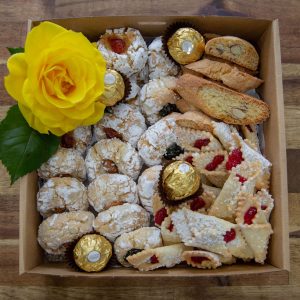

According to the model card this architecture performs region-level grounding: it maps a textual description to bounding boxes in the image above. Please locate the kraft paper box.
[19,16,289,284]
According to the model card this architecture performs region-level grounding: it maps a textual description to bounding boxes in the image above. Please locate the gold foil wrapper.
[162,161,201,201]
[99,69,125,106]
[73,234,112,272]
[167,28,205,65]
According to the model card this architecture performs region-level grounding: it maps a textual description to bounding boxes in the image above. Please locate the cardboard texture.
[19,16,289,282]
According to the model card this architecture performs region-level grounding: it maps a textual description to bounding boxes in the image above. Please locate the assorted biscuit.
[36,24,274,272]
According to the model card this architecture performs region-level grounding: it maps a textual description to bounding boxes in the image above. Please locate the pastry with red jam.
[98,28,148,77]
[160,216,182,245]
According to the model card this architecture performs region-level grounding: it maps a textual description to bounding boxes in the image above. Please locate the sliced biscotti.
[185,57,263,92]
[205,36,259,71]
[176,74,270,125]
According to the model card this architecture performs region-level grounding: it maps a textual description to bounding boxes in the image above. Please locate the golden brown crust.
[176,74,270,125]
[175,98,198,113]
[182,250,222,269]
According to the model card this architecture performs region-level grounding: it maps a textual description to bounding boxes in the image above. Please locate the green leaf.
[7,47,24,55]
[0,105,60,184]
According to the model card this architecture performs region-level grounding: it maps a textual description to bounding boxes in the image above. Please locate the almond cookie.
[61,126,92,155]
[176,98,198,113]
[85,138,142,181]
[88,174,138,212]
[205,36,259,71]
[114,227,162,267]
[93,203,149,242]
[137,165,163,214]
[127,243,191,271]
[137,113,180,166]
[94,103,147,148]
[37,211,94,255]
[139,77,181,125]
[176,74,270,125]
[185,57,263,92]
[148,37,180,80]
[37,177,88,218]
[98,27,148,77]
[38,148,86,181]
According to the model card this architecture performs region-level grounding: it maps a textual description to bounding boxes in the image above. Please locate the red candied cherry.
[167,221,174,232]
[191,256,209,264]
[246,125,253,132]
[185,155,194,165]
[261,205,267,210]
[226,148,244,170]
[223,228,236,243]
[236,174,247,183]
[61,133,75,148]
[205,155,225,171]
[108,37,126,54]
[194,138,210,150]
[244,207,257,225]
[154,207,168,226]
[150,255,159,264]
[190,197,206,211]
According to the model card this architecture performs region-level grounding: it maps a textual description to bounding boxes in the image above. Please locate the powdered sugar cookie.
[114,227,162,267]
[88,174,138,212]
[193,150,228,172]
[38,148,86,181]
[139,77,181,125]
[211,121,239,150]
[61,126,92,155]
[37,177,88,218]
[137,113,180,166]
[85,138,142,181]
[255,189,274,221]
[160,216,182,245]
[94,103,147,148]
[148,37,179,80]
[93,203,149,242]
[37,211,94,255]
[241,125,260,152]
[137,165,163,214]
[98,28,148,77]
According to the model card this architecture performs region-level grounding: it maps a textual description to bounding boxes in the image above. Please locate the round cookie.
[137,113,180,166]
[98,27,148,77]
[114,227,162,267]
[37,177,88,218]
[148,37,179,80]
[139,76,181,125]
[93,203,149,242]
[137,165,162,214]
[88,174,139,212]
[38,148,86,181]
[37,211,94,255]
[94,103,147,148]
[85,138,143,181]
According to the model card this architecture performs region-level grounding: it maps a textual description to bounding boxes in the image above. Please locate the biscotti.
[205,36,259,71]
[185,57,263,92]
[176,74,270,125]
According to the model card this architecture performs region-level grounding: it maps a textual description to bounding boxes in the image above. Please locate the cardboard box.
[19,16,289,283]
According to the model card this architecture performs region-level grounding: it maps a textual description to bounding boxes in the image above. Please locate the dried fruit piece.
[103,127,123,140]
[185,155,194,165]
[163,143,184,160]
[154,207,168,225]
[194,138,210,150]
[150,255,159,264]
[191,256,210,264]
[102,159,119,173]
[167,221,174,232]
[124,248,143,262]
[190,197,206,211]
[226,148,244,170]
[261,205,267,210]
[236,174,247,183]
[223,228,236,243]
[244,207,257,225]
[159,103,180,117]
[61,132,75,148]
[108,37,126,54]
[246,125,253,132]
[205,155,225,171]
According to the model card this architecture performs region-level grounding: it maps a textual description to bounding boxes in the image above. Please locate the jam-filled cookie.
[38,148,86,181]
[182,250,222,269]
[37,177,88,218]
[37,211,94,255]
[98,27,148,77]
[85,138,142,181]
[93,203,149,242]
[94,103,147,148]
[148,37,179,80]
[114,227,162,267]
[160,216,182,246]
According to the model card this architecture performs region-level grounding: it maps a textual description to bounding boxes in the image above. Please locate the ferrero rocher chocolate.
[167,28,205,65]
[73,234,112,272]
[99,69,125,106]
[162,161,201,201]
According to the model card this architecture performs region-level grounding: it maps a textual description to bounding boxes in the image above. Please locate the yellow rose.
[4,21,106,136]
